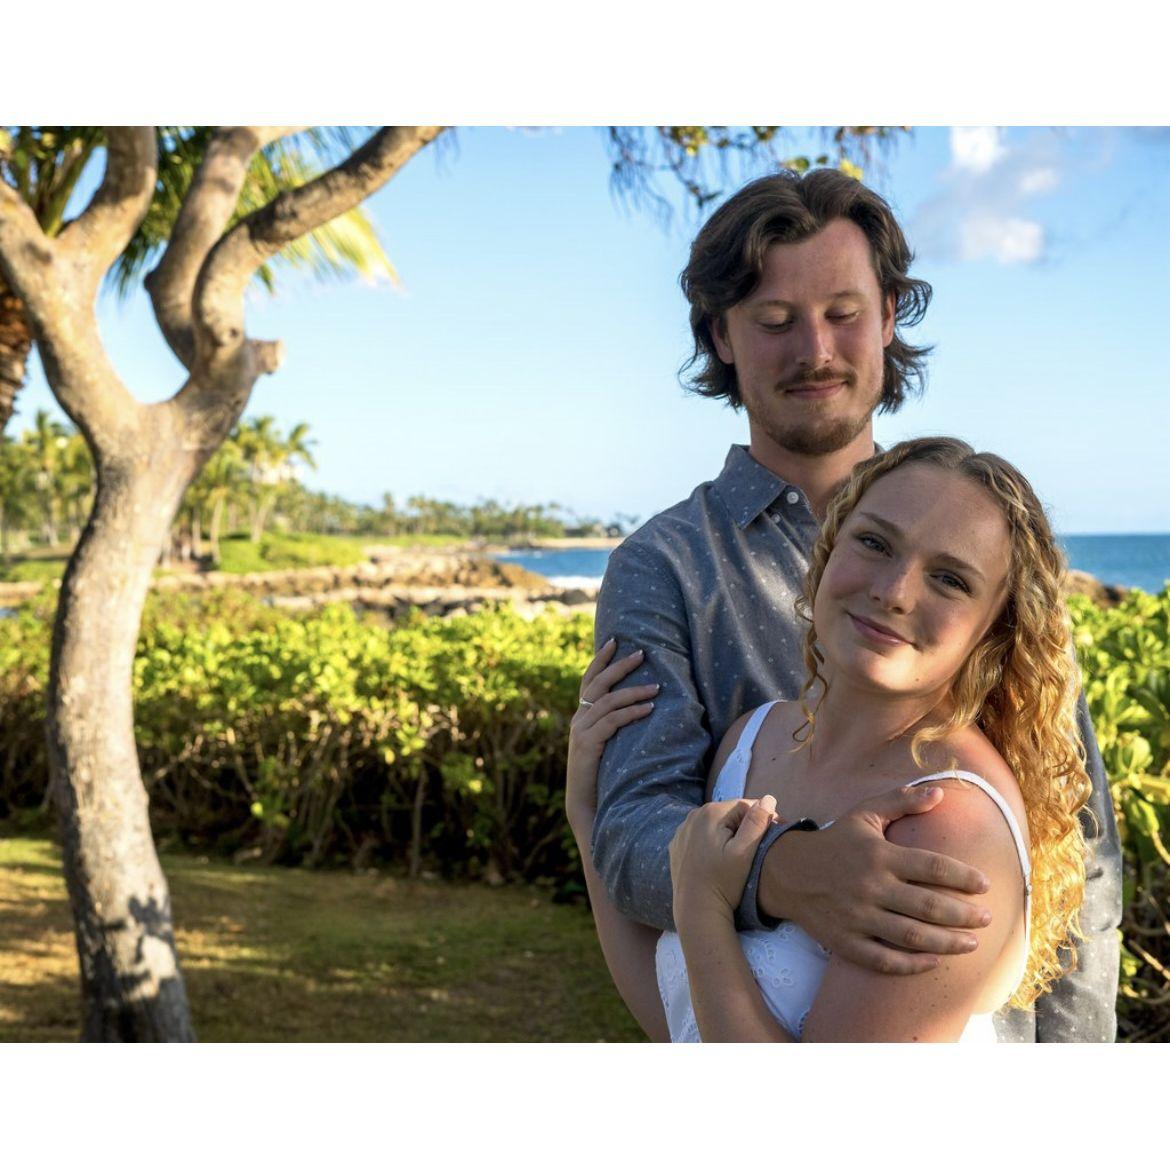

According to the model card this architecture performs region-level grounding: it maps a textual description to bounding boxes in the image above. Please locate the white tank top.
[655,700,1033,1043]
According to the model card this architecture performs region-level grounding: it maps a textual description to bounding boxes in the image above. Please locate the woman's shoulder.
[916,727,1026,823]
[892,726,1030,870]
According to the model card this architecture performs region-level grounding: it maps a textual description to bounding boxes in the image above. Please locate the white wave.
[548,575,603,590]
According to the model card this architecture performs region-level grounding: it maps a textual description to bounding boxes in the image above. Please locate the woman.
[565,437,1090,1042]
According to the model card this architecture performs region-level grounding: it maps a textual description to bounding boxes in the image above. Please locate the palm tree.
[56,431,95,544]
[24,409,69,546]
[0,127,396,437]
[241,417,318,542]
[194,436,248,565]
[0,432,37,557]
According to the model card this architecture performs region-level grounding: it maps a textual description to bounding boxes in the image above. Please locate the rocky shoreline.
[0,548,599,620]
[0,550,1132,617]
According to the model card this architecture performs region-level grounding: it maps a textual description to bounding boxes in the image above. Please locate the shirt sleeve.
[1034,689,1122,1042]
[995,688,1123,1042]
[590,538,774,934]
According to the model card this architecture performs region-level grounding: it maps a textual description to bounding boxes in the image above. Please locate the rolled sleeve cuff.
[735,818,818,932]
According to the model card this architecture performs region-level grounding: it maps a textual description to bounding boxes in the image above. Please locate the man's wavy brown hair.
[795,437,1089,1009]
[679,168,933,412]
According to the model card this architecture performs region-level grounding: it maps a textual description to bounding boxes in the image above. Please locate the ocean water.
[496,534,1170,595]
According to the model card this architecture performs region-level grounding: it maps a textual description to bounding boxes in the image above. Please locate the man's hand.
[759,785,993,974]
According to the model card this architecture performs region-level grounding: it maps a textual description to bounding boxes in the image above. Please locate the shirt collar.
[711,444,801,529]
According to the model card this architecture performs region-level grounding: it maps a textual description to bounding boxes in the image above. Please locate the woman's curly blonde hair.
[794,437,1089,1009]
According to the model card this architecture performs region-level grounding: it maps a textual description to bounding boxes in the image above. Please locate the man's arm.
[590,539,714,933]
[997,691,1122,1042]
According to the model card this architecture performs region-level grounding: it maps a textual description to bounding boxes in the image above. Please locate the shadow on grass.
[0,835,645,1043]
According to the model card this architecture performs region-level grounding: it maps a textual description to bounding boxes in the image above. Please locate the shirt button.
[785,490,800,505]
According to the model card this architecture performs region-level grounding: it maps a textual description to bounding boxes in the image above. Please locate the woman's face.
[813,463,1013,703]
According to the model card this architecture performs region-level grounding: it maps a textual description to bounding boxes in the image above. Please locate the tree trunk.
[0,275,33,436]
[46,442,199,1041]
[251,491,276,544]
[209,493,227,564]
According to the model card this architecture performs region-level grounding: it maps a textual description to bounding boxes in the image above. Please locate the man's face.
[711,218,895,457]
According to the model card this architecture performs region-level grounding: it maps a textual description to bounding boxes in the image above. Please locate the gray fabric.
[591,443,1121,1042]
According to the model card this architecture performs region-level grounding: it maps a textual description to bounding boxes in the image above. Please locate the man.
[591,169,1121,1041]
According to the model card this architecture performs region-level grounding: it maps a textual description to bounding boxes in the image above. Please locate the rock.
[1063,569,1128,608]
[560,587,595,606]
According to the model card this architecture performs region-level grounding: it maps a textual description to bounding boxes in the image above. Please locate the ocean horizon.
[497,533,1170,596]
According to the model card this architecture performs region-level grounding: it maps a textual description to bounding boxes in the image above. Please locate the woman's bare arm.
[570,819,670,1042]
[800,781,1025,1042]
[670,795,795,1042]
[566,640,667,1041]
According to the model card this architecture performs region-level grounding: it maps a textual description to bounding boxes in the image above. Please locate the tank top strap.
[904,770,1033,952]
[710,700,782,802]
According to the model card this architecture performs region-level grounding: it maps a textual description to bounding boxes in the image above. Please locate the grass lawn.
[0,835,645,1043]
[0,558,68,584]
[213,532,371,574]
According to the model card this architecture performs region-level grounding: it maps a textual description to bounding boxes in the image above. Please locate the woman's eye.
[761,320,792,332]
[828,311,859,322]
[937,573,970,593]
[856,533,886,553]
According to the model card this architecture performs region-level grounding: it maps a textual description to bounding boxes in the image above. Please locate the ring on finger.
[579,699,595,708]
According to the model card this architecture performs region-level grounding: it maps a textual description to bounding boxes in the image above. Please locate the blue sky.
[16,126,1170,534]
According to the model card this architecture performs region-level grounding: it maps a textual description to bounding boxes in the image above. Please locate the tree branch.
[56,128,157,277]
[0,165,142,454]
[0,176,55,306]
[146,127,303,371]
[191,126,443,366]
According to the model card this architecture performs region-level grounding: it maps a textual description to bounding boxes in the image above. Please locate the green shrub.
[2,584,1168,1038]
[1068,587,1170,1040]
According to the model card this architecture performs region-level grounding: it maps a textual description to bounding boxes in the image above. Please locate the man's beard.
[762,409,875,456]
[757,379,882,456]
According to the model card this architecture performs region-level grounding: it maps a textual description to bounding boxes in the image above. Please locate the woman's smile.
[847,612,914,647]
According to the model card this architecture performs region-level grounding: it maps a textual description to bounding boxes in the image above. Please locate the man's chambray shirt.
[591,444,1122,1042]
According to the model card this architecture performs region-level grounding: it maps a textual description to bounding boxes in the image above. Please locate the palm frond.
[105,126,396,298]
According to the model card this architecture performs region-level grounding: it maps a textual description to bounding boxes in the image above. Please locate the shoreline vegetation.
[0,535,1130,614]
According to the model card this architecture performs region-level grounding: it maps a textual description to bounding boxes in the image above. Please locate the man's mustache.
[778,369,853,391]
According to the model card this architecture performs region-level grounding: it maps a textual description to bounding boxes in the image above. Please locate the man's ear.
[881,292,896,347]
[710,314,735,364]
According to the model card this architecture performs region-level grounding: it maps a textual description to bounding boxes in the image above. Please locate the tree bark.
[0,274,32,435]
[46,430,200,1041]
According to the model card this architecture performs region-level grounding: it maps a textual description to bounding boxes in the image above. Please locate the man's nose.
[793,315,833,370]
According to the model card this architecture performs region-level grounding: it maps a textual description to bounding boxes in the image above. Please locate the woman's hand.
[565,638,658,840]
[669,795,779,927]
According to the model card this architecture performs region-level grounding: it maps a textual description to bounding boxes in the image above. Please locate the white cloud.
[911,129,1066,266]
[1018,166,1060,195]
[959,215,1045,264]
[950,127,1006,173]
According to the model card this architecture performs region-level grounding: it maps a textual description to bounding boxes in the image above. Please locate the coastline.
[477,535,624,553]
[1,537,1155,616]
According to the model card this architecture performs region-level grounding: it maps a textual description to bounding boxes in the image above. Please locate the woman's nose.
[870,563,915,611]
